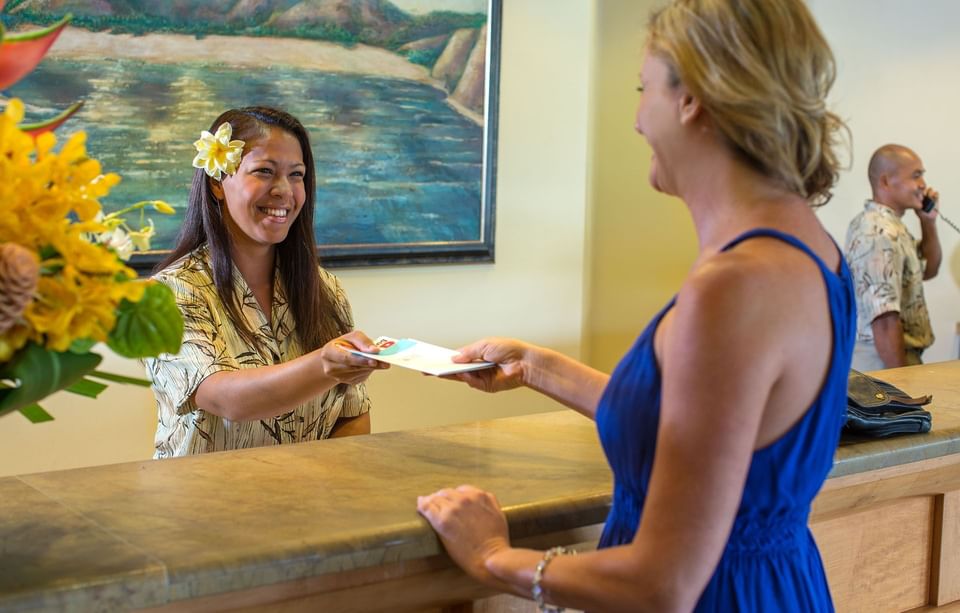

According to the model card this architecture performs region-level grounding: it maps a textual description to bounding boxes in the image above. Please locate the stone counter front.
[0,411,611,611]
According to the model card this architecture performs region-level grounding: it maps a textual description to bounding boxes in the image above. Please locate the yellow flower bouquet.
[0,10,183,422]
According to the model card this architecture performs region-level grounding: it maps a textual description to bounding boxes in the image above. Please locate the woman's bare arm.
[194,331,386,421]
[452,339,610,419]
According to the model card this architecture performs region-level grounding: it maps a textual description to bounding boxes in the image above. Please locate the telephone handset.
[922,194,960,234]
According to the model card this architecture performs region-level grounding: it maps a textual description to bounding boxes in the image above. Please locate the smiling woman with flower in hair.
[144,107,388,458]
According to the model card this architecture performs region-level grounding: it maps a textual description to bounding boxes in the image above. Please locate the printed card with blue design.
[347,337,495,376]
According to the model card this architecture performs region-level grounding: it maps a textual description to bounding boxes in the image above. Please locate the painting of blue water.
[8,58,486,254]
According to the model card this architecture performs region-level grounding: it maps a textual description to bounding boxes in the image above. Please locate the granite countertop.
[0,411,611,611]
[2,361,959,611]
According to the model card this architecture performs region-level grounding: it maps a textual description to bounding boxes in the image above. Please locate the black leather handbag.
[845,370,933,438]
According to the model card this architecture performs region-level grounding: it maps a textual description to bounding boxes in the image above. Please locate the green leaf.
[0,343,102,419]
[2,14,70,43]
[89,370,152,387]
[107,282,183,358]
[20,404,54,423]
[65,378,109,399]
[69,338,97,354]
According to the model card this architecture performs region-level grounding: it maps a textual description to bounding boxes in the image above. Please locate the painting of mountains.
[3,0,500,268]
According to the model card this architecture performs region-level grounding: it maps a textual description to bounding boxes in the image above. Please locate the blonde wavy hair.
[648,0,849,206]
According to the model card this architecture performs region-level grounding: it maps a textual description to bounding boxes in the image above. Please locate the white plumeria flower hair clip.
[192,122,245,180]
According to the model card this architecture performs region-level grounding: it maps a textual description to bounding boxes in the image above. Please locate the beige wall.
[340,0,594,433]
[0,350,156,476]
[0,0,594,477]
[809,0,960,364]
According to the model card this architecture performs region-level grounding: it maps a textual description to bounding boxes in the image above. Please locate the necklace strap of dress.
[720,228,842,277]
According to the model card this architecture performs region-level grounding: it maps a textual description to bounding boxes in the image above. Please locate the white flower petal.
[194,123,242,178]
[213,123,232,142]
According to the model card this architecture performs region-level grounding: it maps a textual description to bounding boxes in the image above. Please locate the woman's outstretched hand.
[449,337,534,393]
[417,485,511,587]
[317,330,389,384]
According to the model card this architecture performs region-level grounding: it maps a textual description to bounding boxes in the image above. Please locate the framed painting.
[4,0,501,271]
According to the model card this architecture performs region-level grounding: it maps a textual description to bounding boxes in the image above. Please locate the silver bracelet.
[532,545,574,612]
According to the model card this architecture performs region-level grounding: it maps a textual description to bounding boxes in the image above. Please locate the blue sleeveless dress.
[595,229,855,611]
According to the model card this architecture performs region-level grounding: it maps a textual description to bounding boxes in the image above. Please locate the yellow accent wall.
[583,0,696,372]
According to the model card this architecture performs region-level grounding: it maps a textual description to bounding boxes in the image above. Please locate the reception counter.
[1,361,959,612]
[810,363,960,612]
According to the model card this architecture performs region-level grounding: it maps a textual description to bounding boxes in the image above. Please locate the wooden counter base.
[811,452,960,612]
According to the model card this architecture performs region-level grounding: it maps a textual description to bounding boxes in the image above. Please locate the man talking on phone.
[845,144,941,370]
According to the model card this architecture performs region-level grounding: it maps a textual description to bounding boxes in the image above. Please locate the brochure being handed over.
[345,337,495,376]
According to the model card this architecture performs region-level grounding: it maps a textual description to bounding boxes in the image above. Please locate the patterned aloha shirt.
[145,244,370,458]
[844,200,934,351]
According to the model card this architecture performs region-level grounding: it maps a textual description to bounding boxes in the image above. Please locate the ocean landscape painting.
[3,0,500,269]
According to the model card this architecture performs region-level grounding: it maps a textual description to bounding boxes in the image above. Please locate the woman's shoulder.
[314,265,353,312]
[667,244,816,367]
[153,245,213,290]
[687,238,820,305]
[699,237,782,279]
[316,264,338,284]
[681,250,768,314]
[316,264,346,294]
[721,226,836,273]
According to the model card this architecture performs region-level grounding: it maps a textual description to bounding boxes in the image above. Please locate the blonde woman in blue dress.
[417,0,854,610]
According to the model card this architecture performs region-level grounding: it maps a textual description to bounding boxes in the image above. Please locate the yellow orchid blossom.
[153,200,176,215]
[1,14,185,423]
[3,98,24,122]
[0,100,33,161]
[0,98,169,358]
[99,200,175,256]
[27,275,82,351]
[127,220,156,252]
[192,122,245,180]
[0,325,30,363]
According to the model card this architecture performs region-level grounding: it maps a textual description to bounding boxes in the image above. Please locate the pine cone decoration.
[0,243,40,336]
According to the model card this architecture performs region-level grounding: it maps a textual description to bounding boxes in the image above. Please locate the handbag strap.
[847,369,932,408]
